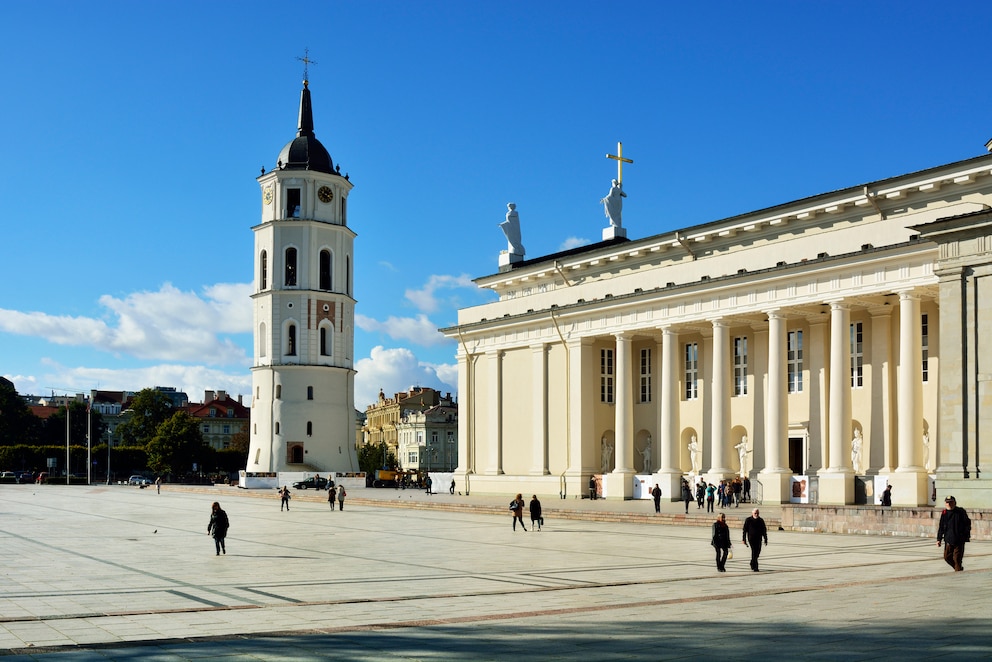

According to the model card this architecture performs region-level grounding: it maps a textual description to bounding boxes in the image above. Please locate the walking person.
[881,485,893,507]
[681,478,692,514]
[705,483,716,513]
[529,495,543,531]
[450,479,455,495]
[696,481,706,509]
[711,512,731,572]
[337,484,347,511]
[327,483,336,510]
[425,475,433,495]
[743,508,769,571]
[279,486,291,511]
[206,502,229,556]
[510,493,527,531]
[589,475,597,500]
[651,484,662,514]
[937,495,971,571]
[155,476,162,494]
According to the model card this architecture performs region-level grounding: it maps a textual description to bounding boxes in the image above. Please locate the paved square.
[0,485,988,660]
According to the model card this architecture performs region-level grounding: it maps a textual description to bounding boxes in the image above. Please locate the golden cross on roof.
[606,141,633,184]
[296,47,318,83]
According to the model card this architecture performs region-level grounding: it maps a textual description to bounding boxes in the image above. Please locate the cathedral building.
[245,77,359,476]
[442,148,992,507]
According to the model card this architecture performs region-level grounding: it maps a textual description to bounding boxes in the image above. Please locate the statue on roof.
[500,203,525,256]
[601,179,626,228]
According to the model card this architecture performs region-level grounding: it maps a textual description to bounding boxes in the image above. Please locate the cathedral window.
[639,348,652,403]
[850,322,864,388]
[734,336,748,396]
[922,314,929,382]
[285,247,298,287]
[788,330,804,393]
[600,349,614,403]
[319,249,332,290]
[286,188,301,218]
[260,250,268,290]
[287,324,297,356]
[684,343,698,400]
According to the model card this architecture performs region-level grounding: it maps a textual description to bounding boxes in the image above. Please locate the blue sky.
[2,1,991,408]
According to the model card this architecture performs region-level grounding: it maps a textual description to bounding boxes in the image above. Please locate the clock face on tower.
[263,186,274,205]
[318,186,334,203]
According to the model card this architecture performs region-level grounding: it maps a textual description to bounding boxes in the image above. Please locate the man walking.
[651,484,662,513]
[589,475,597,500]
[742,508,769,572]
[937,495,971,571]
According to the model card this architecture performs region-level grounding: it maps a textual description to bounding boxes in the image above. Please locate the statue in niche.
[923,432,931,472]
[499,203,525,255]
[851,428,863,474]
[601,439,614,473]
[688,435,701,474]
[735,436,750,477]
[600,179,626,227]
[639,439,652,473]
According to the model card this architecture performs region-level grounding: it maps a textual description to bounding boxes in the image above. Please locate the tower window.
[307,386,314,400]
[346,255,351,296]
[320,326,331,356]
[319,249,332,290]
[307,421,313,437]
[260,250,268,290]
[285,247,297,287]
[286,188,301,218]
[287,324,297,356]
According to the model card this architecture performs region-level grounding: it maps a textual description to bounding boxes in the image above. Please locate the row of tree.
[0,381,248,479]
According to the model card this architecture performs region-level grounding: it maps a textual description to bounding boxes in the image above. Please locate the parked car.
[292,476,328,490]
[0,471,17,484]
[128,475,152,486]
[18,471,34,483]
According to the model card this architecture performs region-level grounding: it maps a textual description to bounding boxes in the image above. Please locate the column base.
[604,471,635,500]
[756,470,792,505]
[887,470,930,507]
[819,471,855,505]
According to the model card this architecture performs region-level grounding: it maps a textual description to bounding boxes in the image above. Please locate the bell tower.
[246,72,359,476]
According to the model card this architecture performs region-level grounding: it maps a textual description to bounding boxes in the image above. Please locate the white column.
[708,319,732,475]
[890,291,929,505]
[821,301,854,505]
[455,349,471,475]
[659,327,680,473]
[531,343,549,475]
[486,349,503,475]
[760,311,792,504]
[613,333,635,473]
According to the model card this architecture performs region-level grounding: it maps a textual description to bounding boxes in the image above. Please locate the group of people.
[711,508,769,572]
[695,477,749,512]
[509,493,543,531]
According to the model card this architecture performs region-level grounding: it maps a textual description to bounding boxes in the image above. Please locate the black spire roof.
[276,81,335,174]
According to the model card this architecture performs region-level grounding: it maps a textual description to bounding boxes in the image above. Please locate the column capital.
[895,289,920,302]
[826,299,850,311]
[613,331,634,342]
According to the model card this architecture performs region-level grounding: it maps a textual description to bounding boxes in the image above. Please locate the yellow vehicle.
[372,469,423,488]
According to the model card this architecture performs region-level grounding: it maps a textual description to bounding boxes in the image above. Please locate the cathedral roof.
[276,81,336,175]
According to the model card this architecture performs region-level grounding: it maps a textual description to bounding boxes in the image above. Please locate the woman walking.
[337,484,347,510]
[681,478,692,514]
[279,486,291,511]
[510,493,527,531]
[207,502,229,556]
[711,512,731,572]
[529,495,543,531]
[327,483,336,510]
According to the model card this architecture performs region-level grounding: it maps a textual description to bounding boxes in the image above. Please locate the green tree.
[117,388,173,447]
[146,411,207,476]
[0,379,42,446]
[358,442,397,475]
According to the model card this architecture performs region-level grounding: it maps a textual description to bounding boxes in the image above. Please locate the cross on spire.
[606,141,634,184]
[296,48,318,84]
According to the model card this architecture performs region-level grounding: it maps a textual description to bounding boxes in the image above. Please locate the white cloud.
[7,360,251,402]
[0,282,252,366]
[354,346,455,409]
[404,273,475,314]
[559,236,591,251]
[355,313,450,347]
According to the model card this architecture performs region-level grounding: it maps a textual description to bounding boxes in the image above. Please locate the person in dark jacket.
[651,484,662,513]
[711,512,731,572]
[510,493,527,531]
[529,495,543,531]
[742,508,768,571]
[681,478,692,514]
[937,495,971,571]
[207,502,229,555]
[881,485,892,507]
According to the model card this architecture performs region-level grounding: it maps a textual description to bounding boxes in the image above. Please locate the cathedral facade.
[442,151,992,507]
[245,79,359,476]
